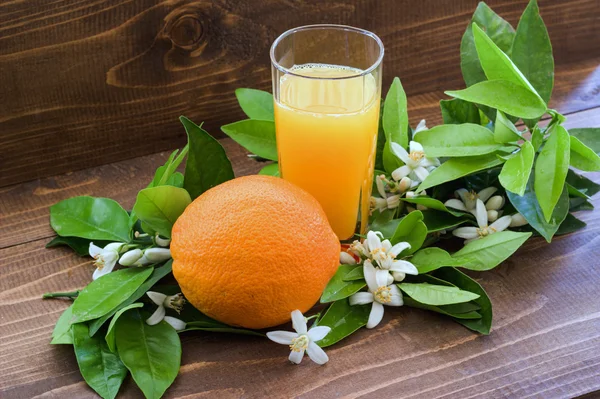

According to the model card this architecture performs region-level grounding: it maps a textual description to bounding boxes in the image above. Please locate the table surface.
[2,59,600,399]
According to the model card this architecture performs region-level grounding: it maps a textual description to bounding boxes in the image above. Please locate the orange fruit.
[171,175,340,329]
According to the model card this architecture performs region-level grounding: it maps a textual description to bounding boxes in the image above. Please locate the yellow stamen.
[374,286,392,303]
[289,335,309,352]
[409,151,425,162]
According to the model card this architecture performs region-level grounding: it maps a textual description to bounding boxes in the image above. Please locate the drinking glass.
[270,25,384,240]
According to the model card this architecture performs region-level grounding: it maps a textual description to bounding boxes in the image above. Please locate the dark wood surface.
[2,69,600,398]
[1,0,600,187]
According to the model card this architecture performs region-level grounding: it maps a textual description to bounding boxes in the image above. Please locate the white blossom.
[452,199,512,244]
[89,242,124,280]
[390,141,440,184]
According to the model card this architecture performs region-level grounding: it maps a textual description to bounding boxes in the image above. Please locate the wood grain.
[1,0,600,187]
[1,107,600,398]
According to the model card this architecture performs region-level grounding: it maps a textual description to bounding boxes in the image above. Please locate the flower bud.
[119,249,144,266]
[398,177,412,193]
[392,271,406,282]
[387,195,401,209]
[405,191,416,199]
[486,195,505,211]
[487,210,499,223]
[144,248,171,263]
[155,234,171,247]
[375,175,387,198]
[386,273,394,285]
[414,119,428,134]
[340,252,357,265]
[510,213,529,227]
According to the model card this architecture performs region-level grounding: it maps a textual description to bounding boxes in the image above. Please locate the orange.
[171,175,340,329]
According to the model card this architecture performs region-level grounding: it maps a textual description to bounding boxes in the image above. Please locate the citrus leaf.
[415,123,502,157]
[51,305,74,344]
[410,247,473,274]
[133,186,191,238]
[398,283,480,306]
[320,265,366,303]
[452,231,531,271]
[419,153,504,192]
[570,135,600,171]
[235,88,274,121]
[499,141,534,196]
[314,298,370,347]
[105,303,144,353]
[221,119,277,161]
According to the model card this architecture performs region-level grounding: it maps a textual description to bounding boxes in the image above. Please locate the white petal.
[146,291,167,306]
[163,316,187,331]
[477,187,498,203]
[452,227,479,239]
[144,248,172,263]
[367,231,382,254]
[89,242,102,258]
[414,120,428,134]
[266,330,297,345]
[146,305,166,326]
[104,242,125,252]
[391,165,411,181]
[386,273,394,285]
[381,239,392,252]
[390,260,418,275]
[387,285,404,306]
[391,142,410,164]
[307,326,331,342]
[444,199,468,212]
[392,271,406,282]
[339,252,356,265]
[510,213,529,227]
[375,269,391,287]
[475,199,488,228]
[289,349,304,364]
[412,166,429,182]
[291,310,307,335]
[363,261,379,292]
[388,242,411,257]
[349,291,374,305]
[375,175,387,198]
[491,215,512,232]
[455,188,470,204]
[425,156,440,167]
[409,141,424,153]
[92,265,112,280]
[366,302,385,329]
[155,234,171,247]
[306,342,329,365]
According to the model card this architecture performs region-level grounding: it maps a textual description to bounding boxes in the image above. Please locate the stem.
[42,291,80,299]
[305,314,320,322]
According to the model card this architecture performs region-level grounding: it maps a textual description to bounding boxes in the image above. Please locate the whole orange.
[171,175,340,329]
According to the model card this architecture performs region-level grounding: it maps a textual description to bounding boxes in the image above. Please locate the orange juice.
[274,64,380,240]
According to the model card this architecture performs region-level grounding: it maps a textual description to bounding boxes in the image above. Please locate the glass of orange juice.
[270,25,384,241]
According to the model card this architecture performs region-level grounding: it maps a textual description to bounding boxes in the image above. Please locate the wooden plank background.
[1,0,600,187]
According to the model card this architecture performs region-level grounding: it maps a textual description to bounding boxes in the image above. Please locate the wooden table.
[2,56,600,398]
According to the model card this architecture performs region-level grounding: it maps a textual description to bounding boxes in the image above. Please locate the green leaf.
[494,111,522,143]
[511,0,554,104]
[398,283,480,306]
[342,266,365,281]
[507,177,569,242]
[149,147,189,188]
[410,247,473,274]
[71,268,153,324]
[235,88,274,121]
[531,125,544,151]
[419,153,504,192]
[180,116,234,200]
[133,186,191,238]
[445,80,546,119]
[566,169,600,197]
[115,310,181,399]
[89,262,172,336]
[383,77,409,149]
[221,120,277,161]
[320,265,366,303]
[421,210,471,233]
[390,211,427,254]
[105,303,144,353]
[535,125,570,222]
[50,197,131,242]
[440,98,480,125]
[403,298,482,320]
[314,298,370,347]
[570,135,600,171]
[433,267,493,334]
[556,213,587,235]
[415,123,501,157]
[72,323,128,399]
[568,128,600,154]
[374,102,387,171]
[452,231,531,271]
[566,183,589,199]
[460,2,516,87]
[472,23,541,99]
[259,163,280,177]
[400,196,465,217]
[51,305,74,344]
[46,236,108,257]
[369,216,400,240]
[499,141,534,195]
